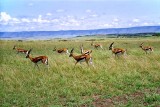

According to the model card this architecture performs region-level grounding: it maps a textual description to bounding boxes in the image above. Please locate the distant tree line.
[115,33,160,38]
[152,33,160,36]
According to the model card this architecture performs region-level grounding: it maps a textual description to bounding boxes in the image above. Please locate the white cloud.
[80,17,86,20]
[0,12,12,22]
[102,23,112,27]
[32,18,38,22]
[59,16,81,27]
[12,18,20,22]
[51,19,59,23]
[38,15,42,21]
[128,23,133,26]
[112,22,119,26]
[37,15,50,23]
[133,18,140,23]
[90,14,98,17]
[86,9,92,13]
[46,13,52,16]
[142,22,152,26]
[0,12,21,25]
[21,18,30,23]
[113,18,119,22]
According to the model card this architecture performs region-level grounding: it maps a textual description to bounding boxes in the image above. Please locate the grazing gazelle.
[69,48,93,67]
[139,43,153,54]
[91,41,103,49]
[13,45,28,54]
[109,42,126,57]
[26,49,48,69]
[80,44,92,55]
[53,47,69,54]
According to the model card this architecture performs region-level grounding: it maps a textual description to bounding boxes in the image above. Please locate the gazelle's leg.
[85,60,89,66]
[89,57,95,68]
[124,51,127,57]
[34,64,36,69]
[73,62,78,69]
[100,45,103,49]
[36,64,40,70]
[74,62,78,68]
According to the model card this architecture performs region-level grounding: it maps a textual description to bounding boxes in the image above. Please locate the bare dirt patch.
[81,88,160,107]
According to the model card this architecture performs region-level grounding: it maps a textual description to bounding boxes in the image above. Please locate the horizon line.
[0,25,160,32]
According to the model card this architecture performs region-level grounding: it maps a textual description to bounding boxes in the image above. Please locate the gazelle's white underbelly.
[79,59,86,62]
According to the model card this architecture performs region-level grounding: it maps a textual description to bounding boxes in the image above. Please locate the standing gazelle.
[109,42,126,57]
[53,47,69,54]
[80,44,92,55]
[26,49,48,69]
[139,43,153,54]
[69,48,93,67]
[91,41,103,49]
[13,45,28,54]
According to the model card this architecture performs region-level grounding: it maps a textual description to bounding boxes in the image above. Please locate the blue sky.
[0,0,160,31]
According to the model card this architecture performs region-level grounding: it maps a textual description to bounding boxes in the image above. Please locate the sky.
[0,0,160,31]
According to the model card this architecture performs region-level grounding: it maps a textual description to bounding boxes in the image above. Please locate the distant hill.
[0,26,160,40]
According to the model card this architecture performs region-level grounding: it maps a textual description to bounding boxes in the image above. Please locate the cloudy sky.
[0,0,160,31]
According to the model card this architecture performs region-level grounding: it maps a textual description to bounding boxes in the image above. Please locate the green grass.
[0,37,160,107]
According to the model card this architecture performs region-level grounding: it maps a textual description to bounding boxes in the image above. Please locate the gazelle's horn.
[110,42,114,47]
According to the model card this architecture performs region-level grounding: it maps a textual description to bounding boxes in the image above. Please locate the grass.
[0,37,160,106]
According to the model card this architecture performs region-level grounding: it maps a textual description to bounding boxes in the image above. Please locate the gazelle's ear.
[80,44,84,48]
[28,49,32,54]
[140,42,144,45]
[90,50,92,54]
[70,48,74,53]
[111,42,114,45]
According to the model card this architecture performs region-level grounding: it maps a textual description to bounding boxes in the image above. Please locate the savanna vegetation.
[0,36,160,107]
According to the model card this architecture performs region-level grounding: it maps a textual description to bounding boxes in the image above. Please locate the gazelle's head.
[109,42,114,50]
[86,50,92,55]
[139,43,144,48]
[13,45,16,50]
[26,49,32,58]
[69,48,74,57]
[53,47,57,51]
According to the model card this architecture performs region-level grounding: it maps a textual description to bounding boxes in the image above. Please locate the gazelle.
[53,47,69,54]
[69,48,93,67]
[139,43,153,54]
[91,41,103,49]
[109,42,127,57]
[26,49,48,69]
[13,45,28,54]
[80,44,92,55]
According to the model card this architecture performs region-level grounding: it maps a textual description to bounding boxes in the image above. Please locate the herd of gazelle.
[13,42,153,69]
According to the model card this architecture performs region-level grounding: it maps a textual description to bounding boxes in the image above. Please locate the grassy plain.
[0,37,160,106]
